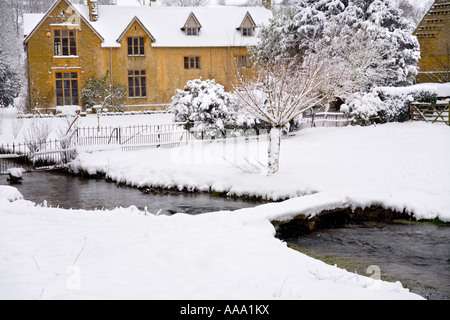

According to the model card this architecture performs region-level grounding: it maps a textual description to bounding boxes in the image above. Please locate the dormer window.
[242,27,254,37]
[238,12,256,38]
[186,27,199,36]
[182,12,202,36]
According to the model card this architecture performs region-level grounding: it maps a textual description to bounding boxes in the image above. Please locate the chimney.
[262,0,271,10]
[87,0,99,22]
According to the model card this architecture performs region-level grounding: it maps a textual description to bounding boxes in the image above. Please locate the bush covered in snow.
[170,79,264,138]
[170,79,234,138]
[341,89,411,125]
[341,84,443,125]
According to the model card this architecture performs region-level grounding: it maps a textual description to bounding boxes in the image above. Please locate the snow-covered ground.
[1,115,448,300]
[0,186,422,300]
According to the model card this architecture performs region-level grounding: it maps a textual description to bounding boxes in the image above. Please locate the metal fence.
[0,122,191,172]
[0,114,349,173]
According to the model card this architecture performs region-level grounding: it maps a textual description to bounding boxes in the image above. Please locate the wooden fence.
[410,102,450,125]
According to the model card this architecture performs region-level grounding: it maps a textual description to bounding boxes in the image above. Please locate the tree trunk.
[267,126,282,175]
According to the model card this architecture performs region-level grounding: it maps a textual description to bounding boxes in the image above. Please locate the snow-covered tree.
[252,0,420,91]
[161,0,207,6]
[233,54,335,175]
[170,79,236,138]
[397,0,433,26]
[0,49,20,108]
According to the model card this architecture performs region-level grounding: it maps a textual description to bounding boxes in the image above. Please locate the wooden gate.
[410,102,450,125]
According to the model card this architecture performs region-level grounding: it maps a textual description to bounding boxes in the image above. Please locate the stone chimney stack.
[87,0,99,22]
[262,0,271,10]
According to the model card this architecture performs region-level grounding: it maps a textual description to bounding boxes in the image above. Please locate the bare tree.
[232,54,336,175]
[57,115,79,164]
[23,117,52,155]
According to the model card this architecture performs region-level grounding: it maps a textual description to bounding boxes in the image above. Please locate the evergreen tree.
[0,49,20,107]
[253,0,420,89]
[170,79,236,138]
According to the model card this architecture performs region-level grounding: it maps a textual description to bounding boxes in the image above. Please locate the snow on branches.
[232,53,339,175]
[253,0,420,92]
[0,49,20,108]
[170,79,237,138]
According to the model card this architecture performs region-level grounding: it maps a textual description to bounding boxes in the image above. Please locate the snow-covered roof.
[23,13,45,38]
[24,2,272,48]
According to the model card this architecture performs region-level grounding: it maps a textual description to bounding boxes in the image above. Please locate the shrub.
[411,90,437,104]
[170,79,237,138]
[81,74,126,112]
[341,89,412,125]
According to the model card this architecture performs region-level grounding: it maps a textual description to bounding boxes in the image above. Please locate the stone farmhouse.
[414,0,450,83]
[23,0,272,112]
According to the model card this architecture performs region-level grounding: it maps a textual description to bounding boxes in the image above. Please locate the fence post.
[157,125,161,148]
[448,102,450,126]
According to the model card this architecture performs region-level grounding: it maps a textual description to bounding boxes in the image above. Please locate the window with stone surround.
[128,70,147,98]
[127,37,145,56]
[55,72,79,106]
[184,56,201,69]
[54,29,77,56]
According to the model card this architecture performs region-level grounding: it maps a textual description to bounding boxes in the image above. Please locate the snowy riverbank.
[69,122,450,222]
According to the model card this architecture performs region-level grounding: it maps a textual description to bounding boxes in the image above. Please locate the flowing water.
[2,170,449,300]
[282,221,450,300]
[0,170,259,215]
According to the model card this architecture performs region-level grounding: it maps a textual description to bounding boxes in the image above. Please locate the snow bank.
[0,186,24,202]
[378,82,450,97]
[0,189,422,300]
[70,122,450,222]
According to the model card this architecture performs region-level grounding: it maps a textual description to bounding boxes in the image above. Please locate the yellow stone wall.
[26,0,253,111]
[414,0,450,83]
[26,0,109,110]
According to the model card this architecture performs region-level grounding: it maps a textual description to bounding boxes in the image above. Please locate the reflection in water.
[1,170,258,215]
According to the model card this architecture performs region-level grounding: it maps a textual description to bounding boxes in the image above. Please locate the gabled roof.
[239,12,257,29]
[23,0,104,44]
[117,16,156,43]
[182,12,202,31]
[23,1,273,48]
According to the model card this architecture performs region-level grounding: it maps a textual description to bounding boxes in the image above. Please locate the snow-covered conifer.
[254,0,420,91]
[0,49,20,108]
[170,79,236,138]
